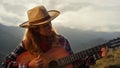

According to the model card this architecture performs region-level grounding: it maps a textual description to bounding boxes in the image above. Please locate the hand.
[100,47,108,57]
[28,55,44,68]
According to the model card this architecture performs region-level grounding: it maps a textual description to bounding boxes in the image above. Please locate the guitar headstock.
[107,37,120,48]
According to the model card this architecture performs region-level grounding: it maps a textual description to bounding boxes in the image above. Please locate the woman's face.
[38,22,53,37]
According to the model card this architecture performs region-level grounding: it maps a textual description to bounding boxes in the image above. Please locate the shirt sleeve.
[63,38,73,55]
[1,41,29,68]
[57,35,73,55]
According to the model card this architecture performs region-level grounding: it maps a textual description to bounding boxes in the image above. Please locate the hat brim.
[19,10,60,28]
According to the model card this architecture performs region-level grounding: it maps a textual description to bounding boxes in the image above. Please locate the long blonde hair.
[23,27,58,55]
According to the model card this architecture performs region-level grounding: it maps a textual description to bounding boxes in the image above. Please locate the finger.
[37,55,41,59]
[37,59,44,67]
[101,47,108,57]
[38,59,42,62]
[35,55,41,60]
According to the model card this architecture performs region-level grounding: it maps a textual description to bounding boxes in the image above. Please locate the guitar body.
[16,46,73,68]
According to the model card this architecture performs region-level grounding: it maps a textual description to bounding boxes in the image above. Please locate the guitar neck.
[58,44,106,66]
[58,38,120,66]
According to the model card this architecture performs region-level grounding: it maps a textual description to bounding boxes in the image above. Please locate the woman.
[1,5,107,68]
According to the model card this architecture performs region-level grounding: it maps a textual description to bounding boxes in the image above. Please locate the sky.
[0,0,120,32]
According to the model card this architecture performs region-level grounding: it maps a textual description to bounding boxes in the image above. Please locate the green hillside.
[91,48,120,68]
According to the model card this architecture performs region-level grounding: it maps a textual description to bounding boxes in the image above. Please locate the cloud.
[50,0,120,32]
[58,5,120,32]
[0,0,120,32]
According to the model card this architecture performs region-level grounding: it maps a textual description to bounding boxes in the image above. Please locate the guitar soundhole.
[48,60,60,68]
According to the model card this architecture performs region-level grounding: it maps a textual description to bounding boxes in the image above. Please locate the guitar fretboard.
[58,44,105,66]
[58,38,120,66]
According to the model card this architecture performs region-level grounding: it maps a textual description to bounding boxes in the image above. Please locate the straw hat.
[19,5,60,28]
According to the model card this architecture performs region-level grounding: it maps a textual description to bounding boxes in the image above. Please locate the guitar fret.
[72,53,78,61]
[77,52,82,59]
[93,47,98,54]
[89,49,92,55]
[96,46,100,52]
[71,55,75,62]
[79,53,82,59]
[66,56,70,65]
[68,56,71,64]
[69,55,72,64]
[93,54,97,60]
[68,55,73,64]
[63,57,67,65]
[64,56,69,65]
[89,49,93,55]
[76,53,80,60]
[96,46,101,52]
[91,48,95,55]
[69,55,72,62]
[73,54,77,61]
[95,53,101,60]
[79,51,84,58]
[82,50,87,57]
[66,57,69,65]
[65,57,69,65]
[86,49,90,56]
[74,53,79,61]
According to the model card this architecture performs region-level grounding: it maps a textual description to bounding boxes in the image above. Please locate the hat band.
[29,15,50,25]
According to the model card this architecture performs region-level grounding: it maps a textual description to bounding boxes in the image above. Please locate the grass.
[90,48,120,68]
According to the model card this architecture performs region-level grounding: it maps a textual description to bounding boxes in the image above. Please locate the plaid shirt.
[1,35,74,68]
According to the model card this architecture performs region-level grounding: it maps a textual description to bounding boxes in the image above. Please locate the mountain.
[0,23,24,64]
[0,24,24,53]
[54,25,120,52]
[0,23,120,66]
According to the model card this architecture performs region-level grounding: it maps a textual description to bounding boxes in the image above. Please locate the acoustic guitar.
[16,38,120,68]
